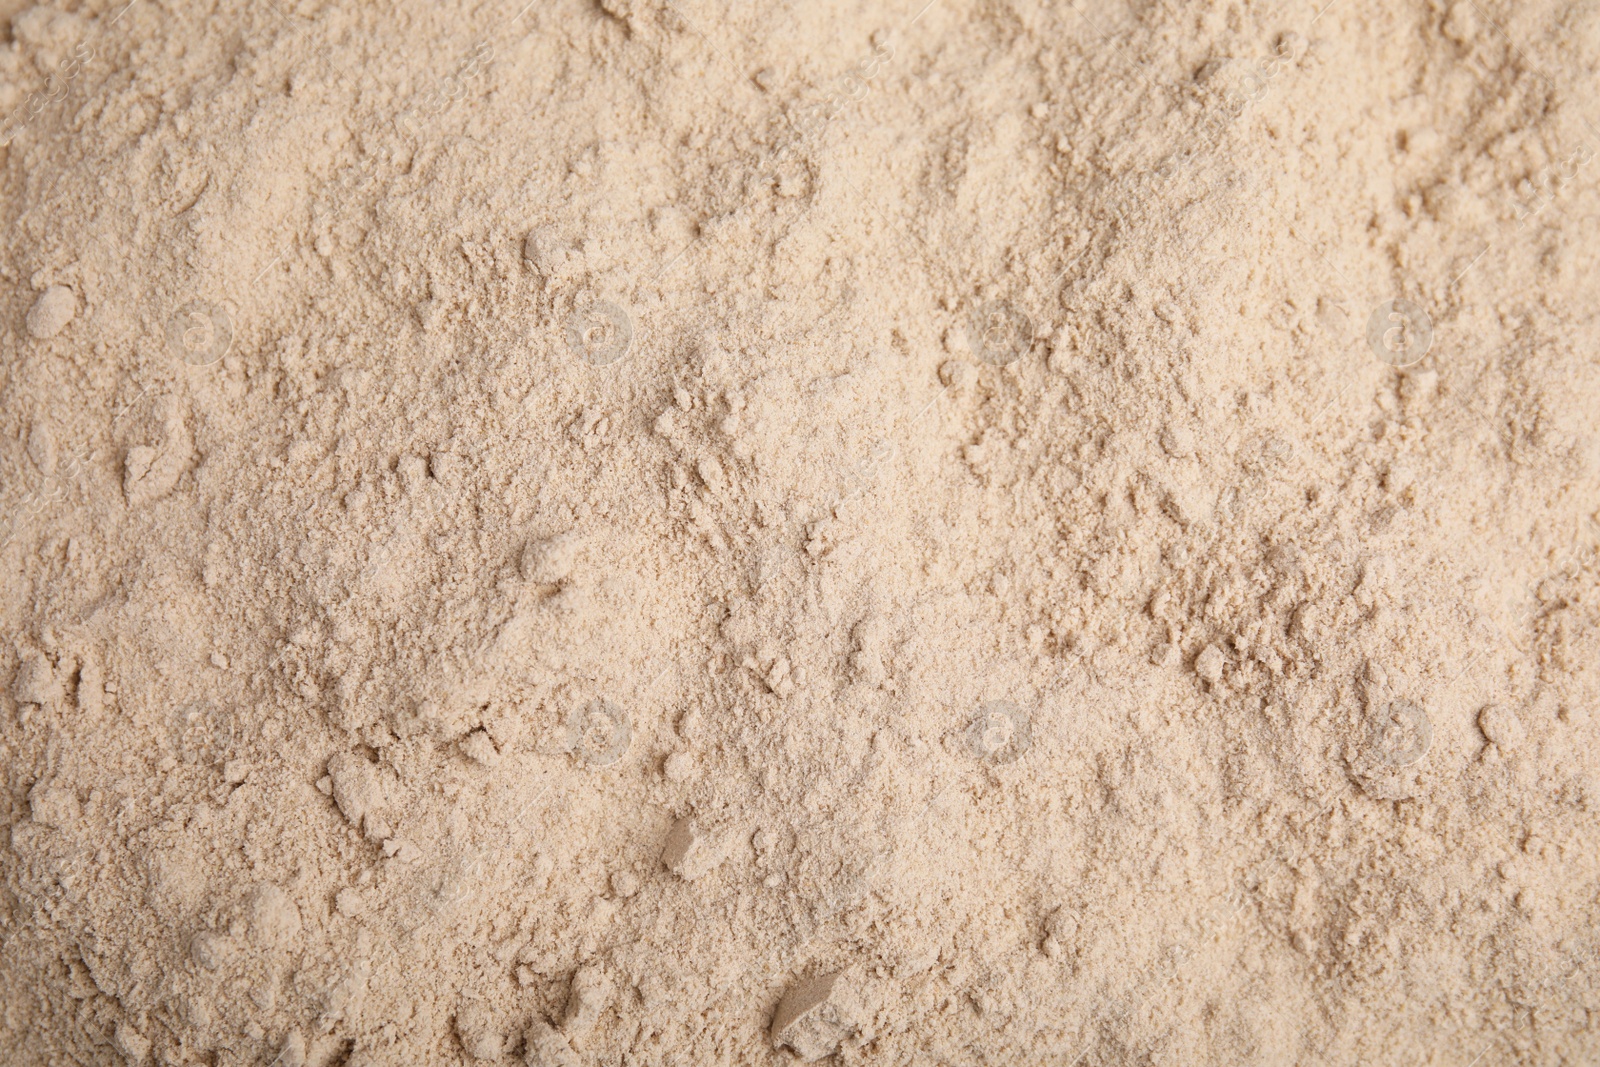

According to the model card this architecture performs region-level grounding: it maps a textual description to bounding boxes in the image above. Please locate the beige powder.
[2,0,1599,1064]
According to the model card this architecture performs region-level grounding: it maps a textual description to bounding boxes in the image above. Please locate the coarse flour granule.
[2,0,1599,1064]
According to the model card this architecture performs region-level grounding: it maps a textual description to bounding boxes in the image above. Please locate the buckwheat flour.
[2,0,1599,1064]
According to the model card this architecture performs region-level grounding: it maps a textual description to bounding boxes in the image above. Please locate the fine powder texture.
[3,0,1600,1064]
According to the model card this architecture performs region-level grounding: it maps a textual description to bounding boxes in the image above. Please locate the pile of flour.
[2,0,1599,1063]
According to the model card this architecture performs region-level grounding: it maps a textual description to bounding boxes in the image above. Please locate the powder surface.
[2,0,1599,1064]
